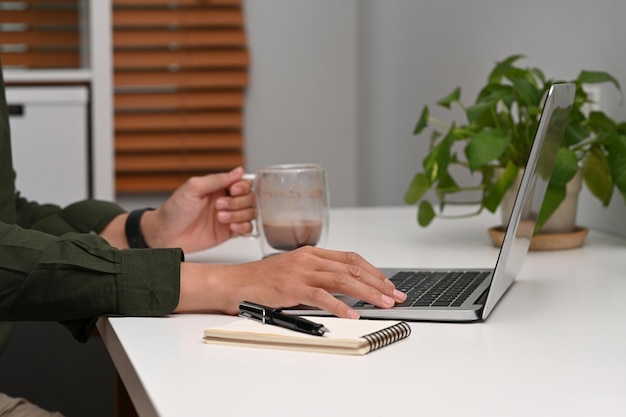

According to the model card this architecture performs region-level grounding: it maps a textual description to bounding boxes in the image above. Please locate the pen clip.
[239,301,273,324]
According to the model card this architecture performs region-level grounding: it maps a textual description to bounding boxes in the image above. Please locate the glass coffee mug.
[245,164,330,258]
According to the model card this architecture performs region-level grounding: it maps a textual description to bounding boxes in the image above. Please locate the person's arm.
[175,246,405,319]
[13,165,253,252]
[1,220,404,341]
[0,222,182,342]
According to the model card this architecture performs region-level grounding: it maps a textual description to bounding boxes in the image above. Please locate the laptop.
[288,83,576,322]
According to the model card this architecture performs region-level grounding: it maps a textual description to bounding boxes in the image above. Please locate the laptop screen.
[482,83,576,319]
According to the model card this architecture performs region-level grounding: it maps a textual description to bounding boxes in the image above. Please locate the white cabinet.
[3,0,114,201]
[6,86,89,206]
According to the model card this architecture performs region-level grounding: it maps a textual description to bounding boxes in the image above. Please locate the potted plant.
[404,55,626,239]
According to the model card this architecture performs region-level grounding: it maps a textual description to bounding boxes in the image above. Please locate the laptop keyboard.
[356,270,490,308]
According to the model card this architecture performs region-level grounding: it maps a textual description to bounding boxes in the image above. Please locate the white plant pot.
[500,169,582,234]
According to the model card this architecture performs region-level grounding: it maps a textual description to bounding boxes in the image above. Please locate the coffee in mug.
[245,164,329,257]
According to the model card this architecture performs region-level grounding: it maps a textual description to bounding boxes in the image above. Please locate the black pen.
[239,301,329,336]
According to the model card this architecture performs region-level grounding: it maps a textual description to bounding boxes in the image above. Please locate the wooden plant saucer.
[488,226,589,251]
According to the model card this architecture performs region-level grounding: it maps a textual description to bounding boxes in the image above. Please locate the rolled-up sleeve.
[15,195,127,235]
[0,223,182,341]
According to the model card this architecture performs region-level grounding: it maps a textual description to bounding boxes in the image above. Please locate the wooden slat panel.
[112,1,248,193]
[114,70,247,89]
[6,0,77,4]
[113,9,243,27]
[113,29,245,48]
[0,51,79,68]
[116,152,243,172]
[0,2,80,69]
[114,49,248,70]
[1,10,79,26]
[115,91,243,111]
[115,111,242,131]
[116,131,243,152]
[117,174,189,193]
[113,0,241,6]
[0,31,79,47]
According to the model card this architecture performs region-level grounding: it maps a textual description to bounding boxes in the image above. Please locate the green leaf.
[525,104,543,117]
[607,134,626,202]
[536,184,566,233]
[550,148,578,187]
[563,122,590,147]
[530,67,546,85]
[404,172,430,204]
[437,87,461,109]
[577,70,622,91]
[475,84,515,108]
[587,111,616,134]
[509,76,542,106]
[423,126,454,183]
[466,101,494,124]
[488,54,525,84]
[469,85,515,127]
[465,129,509,171]
[484,162,519,213]
[417,201,436,227]
[582,149,613,205]
[414,106,429,135]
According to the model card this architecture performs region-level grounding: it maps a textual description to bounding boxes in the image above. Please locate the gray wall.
[242,0,626,237]
[243,1,359,206]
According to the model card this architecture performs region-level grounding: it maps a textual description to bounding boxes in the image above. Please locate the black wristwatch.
[125,208,154,248]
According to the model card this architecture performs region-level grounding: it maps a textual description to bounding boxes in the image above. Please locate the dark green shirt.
[0,64,183,350]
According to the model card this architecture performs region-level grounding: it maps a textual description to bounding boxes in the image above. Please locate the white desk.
[97,206,626,417]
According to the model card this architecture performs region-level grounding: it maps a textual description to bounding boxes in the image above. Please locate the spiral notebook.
[203,317,411,355]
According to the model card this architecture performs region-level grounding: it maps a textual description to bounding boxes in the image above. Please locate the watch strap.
[125,208,154,248]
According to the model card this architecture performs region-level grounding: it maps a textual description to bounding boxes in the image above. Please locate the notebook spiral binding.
[362,322,411,352]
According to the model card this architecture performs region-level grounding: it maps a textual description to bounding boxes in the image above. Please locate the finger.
[307,247,396,294]
[217,207,256,224]
[215,192,255,211]
[187,167,245,197]
[309,246,384,276]
[314,248,406,303]
[228,178,253,196]
[230,221,253,235]
[321,269,398,309]
[348,265,407,303]
[300,286,361,319]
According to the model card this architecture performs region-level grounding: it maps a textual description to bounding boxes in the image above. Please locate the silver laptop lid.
[482,83,576,319]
